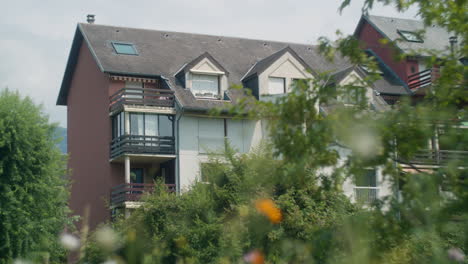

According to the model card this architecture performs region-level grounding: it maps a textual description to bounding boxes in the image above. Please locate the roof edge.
[365,49,413,95]
[241,46,316,81]
[56,26,83,105]
[56,24,106,106]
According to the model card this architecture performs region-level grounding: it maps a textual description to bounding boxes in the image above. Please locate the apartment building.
[354,15,468,171]
[57,16,421,229]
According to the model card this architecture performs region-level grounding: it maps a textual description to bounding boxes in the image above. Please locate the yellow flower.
[255,198,282,224]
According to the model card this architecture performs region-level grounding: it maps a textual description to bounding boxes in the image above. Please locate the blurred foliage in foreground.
[80,142,467,264]
[77,0,466,263]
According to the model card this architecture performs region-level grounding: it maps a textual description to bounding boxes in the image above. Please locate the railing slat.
[110,88,175,111]
[110,135,176,159]
[407,68,436,90]
[399,149,468,165]
[354,187,379,204]
[110,183,176,206]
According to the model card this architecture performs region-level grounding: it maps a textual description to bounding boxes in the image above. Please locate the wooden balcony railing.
[402,149,468,165]
[109,88,175,112]
[354,187,379,204]
[110,183,176,206]
[407,68,440,90]
[110,135,175,159]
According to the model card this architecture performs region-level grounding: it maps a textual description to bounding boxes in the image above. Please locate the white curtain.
[130,114,144,136]
[192,74,219,96]
[145,114,158,136]
[268,77,285,94]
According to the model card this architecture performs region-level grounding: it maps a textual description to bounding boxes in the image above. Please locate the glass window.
[145,114,158,137]
[120,113,124,137]
[112,42,138,55]
[356,169,377,187]
[340,86,364,105]
[159,115,173,137]
[192,74,219,97]
[130,113,144,136]
[268,77,286,94]
[292,78,310,90]
[121,113,174,138]
[112,113,125,139]
[112,115,117,139]
[398,30,423,43]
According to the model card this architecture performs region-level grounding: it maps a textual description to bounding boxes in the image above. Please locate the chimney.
[449,36,458,53]
[87,14,95,24]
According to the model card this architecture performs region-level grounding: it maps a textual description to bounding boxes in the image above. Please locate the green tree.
[0,90,71,263]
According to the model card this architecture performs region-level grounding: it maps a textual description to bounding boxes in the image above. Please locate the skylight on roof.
[360,65,383,75]
[397,30,424,43]
[112,42,138,55]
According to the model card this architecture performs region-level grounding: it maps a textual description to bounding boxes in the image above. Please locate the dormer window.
[268,77,286,94]
[175,52,228,100]
[192,74,220,98]
[397,30,423,43]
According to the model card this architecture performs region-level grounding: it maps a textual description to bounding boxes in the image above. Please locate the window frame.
[191,73,221,99]
[112,112,125,139]
[397,30,424,43]
[268,77,286,95]
[355,169,378,187]
[112,113,174,138]
[111,42,139,55]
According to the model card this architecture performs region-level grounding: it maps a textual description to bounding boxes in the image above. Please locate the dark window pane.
[112,115,117,139]
[356,169,377,187]
[159,115,173,137]
[120,113,124,137]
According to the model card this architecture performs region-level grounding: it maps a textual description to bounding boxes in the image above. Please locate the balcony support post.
[125,156,131,184]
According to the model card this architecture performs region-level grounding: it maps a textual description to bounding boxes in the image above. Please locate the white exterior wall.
[177,56,393,203]
[178,115,263,190]
[257,52,314,100]
[338,69,376,106]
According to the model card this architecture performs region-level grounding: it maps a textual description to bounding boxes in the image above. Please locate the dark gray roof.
[357,15,453,56]
[242,46,315,81]
[328,63,410,96]
[364,50,412,95]
[176,52,229,76]
[58,23,405,109]
[330,65,356,84]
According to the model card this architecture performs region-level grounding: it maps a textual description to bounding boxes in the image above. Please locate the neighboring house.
[354,15,457,102]
[354,15,468,171]
[57,17,404,229]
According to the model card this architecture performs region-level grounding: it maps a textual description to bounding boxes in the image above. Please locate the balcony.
[407,68,439,90]
[110,183,176,207]
[110,135,175,159]
[354,187,379,204]
[109,88,175,112]
[402,149,468,166]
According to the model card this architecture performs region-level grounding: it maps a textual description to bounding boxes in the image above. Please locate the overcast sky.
[0,0,419,127]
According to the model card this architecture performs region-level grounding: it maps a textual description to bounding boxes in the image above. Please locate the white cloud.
[1,0,419,127]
